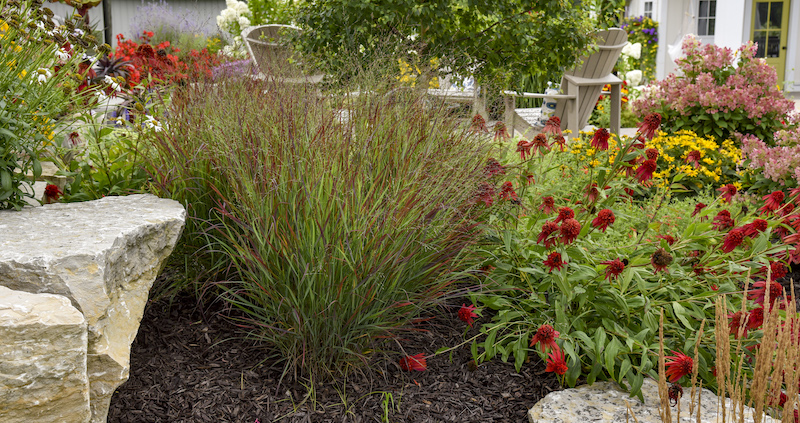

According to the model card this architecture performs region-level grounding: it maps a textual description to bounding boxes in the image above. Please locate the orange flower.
[399,353,427,371]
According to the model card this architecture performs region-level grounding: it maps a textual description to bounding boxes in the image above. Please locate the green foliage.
[471,132,791,399]
[142,67,495,381]
[247,0,303,24]
[0,0,103,209]
[588,90,640,129]
[295,0,595,87]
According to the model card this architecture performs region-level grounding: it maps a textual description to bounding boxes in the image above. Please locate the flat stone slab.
[529,378,776,423]
[0,194,186,423]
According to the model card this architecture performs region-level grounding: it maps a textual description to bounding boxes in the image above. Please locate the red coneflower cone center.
[646,148,659,160]
[652,247,673,268]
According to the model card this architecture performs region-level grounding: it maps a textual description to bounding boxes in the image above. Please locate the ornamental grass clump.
[144,68,495,381]
[634,35,794,144]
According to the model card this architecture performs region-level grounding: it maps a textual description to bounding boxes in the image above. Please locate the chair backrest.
[554,28,628,131]
[243,24,304,78]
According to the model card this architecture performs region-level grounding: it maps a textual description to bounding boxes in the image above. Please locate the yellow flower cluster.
[646,130,741,190]
[397,57,440,88]
[568,130,620,168]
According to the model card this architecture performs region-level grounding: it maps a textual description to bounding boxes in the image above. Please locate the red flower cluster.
[591,128,610,151]
[718,184,737,203]
[685,150,701,168]
[470,114,488,133]
[545,347,568,375]
[691,202,707,218]
[493,121,510,141]
[560,218,581,244]
[635,159,657,183]
[601,258,625,280]
[543,251,565,272]
[539,196,556,214]
[458,304,479,327]
[530,324,560,351]
[637,113,661,140]
[591,209,615,232]
[712,210,734,230]
[542,116,562,136]
[759,191,785,214]
[720,228,745,253]
[498,181,518,202]
[484,158,506,176]
[399,353,427,371]
[665,350,693,382]
[554,206,575,223]
[43,184,62,204]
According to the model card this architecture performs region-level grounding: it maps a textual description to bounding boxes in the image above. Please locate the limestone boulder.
[0,285,90,423]
[529,378,776,423]
[0,194,186,423]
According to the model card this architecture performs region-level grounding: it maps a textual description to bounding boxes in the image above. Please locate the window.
[643,1,653,19]
[698,0,716,36]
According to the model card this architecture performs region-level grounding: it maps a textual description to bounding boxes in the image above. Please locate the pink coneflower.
[591,128,610,151]
[545,347,568,375]
[531,134,549,155]
[543,251,565,273]
[635,159,657,183]
[691,203,707,218]
[651,247,673,273]
[554,206,575,223]
[637,113,661,140]
[665,350,693,382]
[493,121,510,141]
[539,196,556,214]
[721,228,745,253]
[537,221,560,248]
[601,258,625,280]
[591,209,615,232]
[759,191,785,214]
[542,116,562,136]
[517,139,533,160]
[458,304,479,327]
[718,184,737,203]
[530,323,560,351]
[560,218,581,244]
[685,150,701,168]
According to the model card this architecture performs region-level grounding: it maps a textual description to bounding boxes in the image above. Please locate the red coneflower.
[585,183,600,203]
[531,134,550,155]
[691,202,707,217]
[545,347,568,375]
[517,139,533,160]
[718,184,737,203]
[458,304,479,327]
[591,209,615,232]
[747,307,764,330]
[712,210,734,231]
[537,221,560,248]
[781,203,795,217]
[631,135,646,150]
[683,151,701,169]
[530,323,560,351]
[475,182,495,207]
[560,218,581,244]
[539,196,556,214]
[554,206,575,223]
[668,383,684,406]
[637,113,661,140]
[553,135,567,152]
[498,181,518,201]
[470,114,488,133]
[399,353,427,371]
[721,228,745,253]
[665,350,693,382]
[542,116,562,136]
[543,251,565,272]
[728,311,748,338]
[646,148,659,161]
[43,184,62,204]
[657,234,676,245]
[742,219,768,237]
[635,159,657,183]
[484,158,505,176]
[759,191,785,214]
[761,261,787,279]
[590,128,610,151]
[601,258,625,280]
[651,247,673,273]
[493,121,510,141]
[748,280,784,307]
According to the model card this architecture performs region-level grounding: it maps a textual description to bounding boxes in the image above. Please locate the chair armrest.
[562,74,622,86]
[502,90,576,100]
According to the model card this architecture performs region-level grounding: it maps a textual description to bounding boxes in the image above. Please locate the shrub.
[618,15,658,82]
[634,35,794,144]
[113,31,220,86]
[143,71,495,380]
[740,128,800,193]
[0,0,104,209]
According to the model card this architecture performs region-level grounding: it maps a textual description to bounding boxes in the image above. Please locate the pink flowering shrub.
[634,35,794,144]
[740,128,800,191]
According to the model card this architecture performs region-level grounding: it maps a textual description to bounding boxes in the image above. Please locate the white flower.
[96,90,109,104]
[73,28,84,37]
[36,68,52,84]
[55,48,71,61]
[407,32,418,41]
[621,42,642,60]
[103,75,121,92]
[238,16,251,28]
[144,115,163,132]
[625,69,643,86]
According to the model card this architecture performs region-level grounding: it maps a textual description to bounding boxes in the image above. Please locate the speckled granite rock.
[0,286,90,423]
[529,378,776,423]
[0,194,185,423]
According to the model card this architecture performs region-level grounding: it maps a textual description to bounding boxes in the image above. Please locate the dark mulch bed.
[108,290,562,423]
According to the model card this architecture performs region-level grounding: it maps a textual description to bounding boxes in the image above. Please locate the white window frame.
[697,0,717,37]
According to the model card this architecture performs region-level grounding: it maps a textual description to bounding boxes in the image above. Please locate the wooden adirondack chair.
[503,28,628,137]
[243,24,325,84]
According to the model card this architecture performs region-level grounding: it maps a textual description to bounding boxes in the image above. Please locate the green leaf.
[618,358,632,384]
[672,302,693,329]
[604,337,621,378]
[594,327,607,356]
[565,356,581,387]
